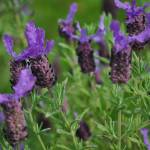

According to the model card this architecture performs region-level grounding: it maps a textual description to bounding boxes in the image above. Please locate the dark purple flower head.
[0,69,36,104]
[75,27,96,73]
[3,21,54,61]
[114,0,150,23]
[110,20,129,53]
[58,3,78,41]
[76,121,91,141]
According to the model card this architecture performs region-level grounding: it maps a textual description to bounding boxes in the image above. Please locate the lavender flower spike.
[3,21,56,88]
[58,3,78,41]
[110,21,132,83]
[0,69,36,146]
[76,28,95,73]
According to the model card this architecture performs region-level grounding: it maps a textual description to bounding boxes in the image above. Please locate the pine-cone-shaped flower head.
[76,121,91,141]
[58,3,78,41]
[75,27,96,73]
[37,113,52,130]
[3,21,57,88]
[114,0,150,50]
[0,69,36,146]
[110,21,132,83]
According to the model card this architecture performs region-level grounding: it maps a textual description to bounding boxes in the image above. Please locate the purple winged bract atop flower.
[110,20,129,53]
[114,0,150,24]
[0,68,36,103]
[92,15,105,43]
[3,22,54,61]
[58,3,78,41]
[93,15,110,59]
[114,0,150,50]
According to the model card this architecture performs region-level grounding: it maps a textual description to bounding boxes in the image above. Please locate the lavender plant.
[0,1,150,150]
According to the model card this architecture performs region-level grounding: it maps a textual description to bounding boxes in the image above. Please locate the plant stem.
[37,134,47,150]
[118,110,122,150]
[29,112,47,150]
[60,111,78,150]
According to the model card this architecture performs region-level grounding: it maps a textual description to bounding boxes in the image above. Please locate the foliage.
[0,0,150,150]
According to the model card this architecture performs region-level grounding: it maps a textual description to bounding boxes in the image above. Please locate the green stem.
[60,111,78,150]
[118,110,122,150]
[37,134,47,150]
[29,112,47,150]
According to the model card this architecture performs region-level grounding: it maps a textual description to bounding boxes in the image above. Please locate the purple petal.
[99,15,105,31]
[13,69,36,98]
[128,27,150,43]
[44,40,55,55]
[25,21,37,46]
[110,20,129,53]
[35,28,45,47]
[0,112,5,123]
[15,46,41,61]
[147,13,150,26]
[66,3,78,23]
[0,94,15,104]
[110,20,120,34]
[16,40,54,61]
[3,35,17,58]
[80,29,89,43]
[25,21,45,47]
[92,16,105,43]
[131,0,136,9]
[114,0,131,10]
[140,128,150,146]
